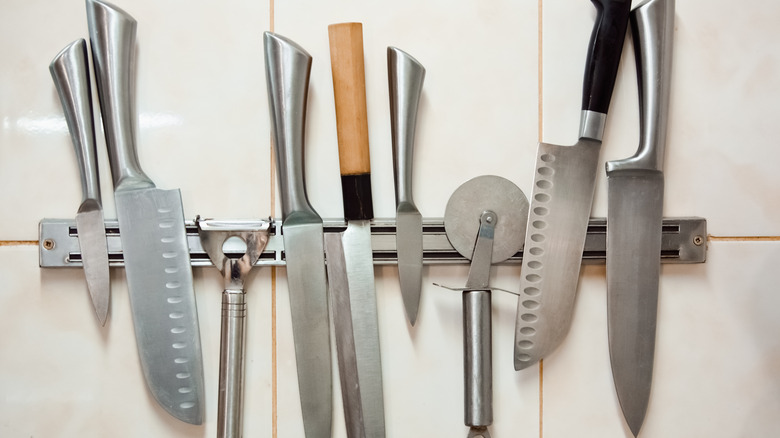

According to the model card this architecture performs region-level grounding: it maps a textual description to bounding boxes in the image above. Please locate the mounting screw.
[693,235,704,246]
[42,239,55,250]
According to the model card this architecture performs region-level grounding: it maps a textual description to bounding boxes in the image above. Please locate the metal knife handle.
[217,290,247,438]
[264,32,320,219]
[388,47,425,208]
[50,39,102,205]
[329,22,374,221]
[86,0,153,190]
[464,290,492,428]
[579,0,631,140]
[606,0,674,173]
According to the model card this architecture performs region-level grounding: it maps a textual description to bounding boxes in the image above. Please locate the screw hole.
[43,239,55,250]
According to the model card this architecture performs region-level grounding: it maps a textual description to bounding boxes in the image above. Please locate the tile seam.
[0,241,38,246]
[708,235,780,242]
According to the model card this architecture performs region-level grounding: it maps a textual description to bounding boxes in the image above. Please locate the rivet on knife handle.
[388,46,425,326]
[50,39,111,326]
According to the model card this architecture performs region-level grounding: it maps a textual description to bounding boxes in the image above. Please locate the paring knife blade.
[86,0,204,424]
[50,38,111,326]
[388,46,425,327]
[514,0,631,371]
[328,22,386,438]
[264,31,333,438]
[606,0,674,435]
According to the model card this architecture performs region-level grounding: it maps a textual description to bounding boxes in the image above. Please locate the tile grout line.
[269,2,277,438]
[537,0,544,437]
[0,241,39,246]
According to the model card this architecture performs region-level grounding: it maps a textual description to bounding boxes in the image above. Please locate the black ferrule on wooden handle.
[341,174,374,221]
[580,0,631,114]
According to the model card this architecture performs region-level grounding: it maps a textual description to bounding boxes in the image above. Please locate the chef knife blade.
[514,0,631,371]
[328,22,386,438]
[86,0,204,424]
[606,0,674,435]
[50,38,111,326]
[264,31,333,438]
[388,46,425,327]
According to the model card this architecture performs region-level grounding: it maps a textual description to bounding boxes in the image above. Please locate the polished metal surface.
[443,177,527,438]
[388,46,425,326]
[606,0,674,435]
[50,38,110,326]
[324,233,365,438]
[340,220,385,438]
[579,110,608,141]
[197,219,270,438]
[86,0,204,424]
[39,217,708,268]
[264,31,332,438]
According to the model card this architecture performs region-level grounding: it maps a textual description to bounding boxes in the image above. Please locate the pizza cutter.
[196,217,271,438]
[440,175,528,438]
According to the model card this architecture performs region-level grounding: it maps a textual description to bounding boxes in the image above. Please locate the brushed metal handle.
[217,291,247,438]
[50,39,101,205]
[388,47,425,208]
[86,0,153,190]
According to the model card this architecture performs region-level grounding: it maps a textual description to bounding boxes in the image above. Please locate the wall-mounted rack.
[38,217,707,268]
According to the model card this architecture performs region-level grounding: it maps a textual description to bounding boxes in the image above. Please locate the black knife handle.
[581,0,631,114]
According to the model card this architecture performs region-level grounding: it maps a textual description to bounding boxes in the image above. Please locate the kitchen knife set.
[47,0,676,436]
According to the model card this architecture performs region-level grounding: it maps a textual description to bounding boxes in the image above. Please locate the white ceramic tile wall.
[1,0,778,437]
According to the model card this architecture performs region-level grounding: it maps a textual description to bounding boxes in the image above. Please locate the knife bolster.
[341,174,374,221]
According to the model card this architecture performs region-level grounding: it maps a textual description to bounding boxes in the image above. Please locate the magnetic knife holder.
[38,217,707,268]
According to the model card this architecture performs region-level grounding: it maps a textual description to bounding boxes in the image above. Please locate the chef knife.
[328,22,386,438]
[606,0,674,435]
[388,46,425,326]
[86,0,204,424]
[50,38,111,326]
[264,31,333,438]
[514,0,631,371]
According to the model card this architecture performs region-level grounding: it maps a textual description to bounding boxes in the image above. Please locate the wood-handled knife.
[328,22,386,438]
[514,0,631,371]
[50,39,111,326]
[264,31,333,438]
[86,0,204,424]
[388,46,425,326]
[606,0,674,435]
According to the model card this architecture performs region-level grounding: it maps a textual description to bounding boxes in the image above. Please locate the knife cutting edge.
[50,38,111,326]
[328,22,386,438]
[264,31,333,438]
[514,0,631,371]
[86,0,204,424]
[388,46,425,326]
[606,0,674,435]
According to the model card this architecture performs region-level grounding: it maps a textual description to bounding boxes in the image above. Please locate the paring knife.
[264,31,333,438]
[606,0,674,435]
[50,39,111,326]
[86,0,204,424]
[514,0,631,371]
[388,46,425,326]
[328,22,386,438]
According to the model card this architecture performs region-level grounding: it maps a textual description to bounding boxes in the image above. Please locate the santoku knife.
[606,0,674,435]
[328,22,386,438]
[264,31,333,438]
[86,0,204,424]
[50,38,111,326]
[388,46,425,326]
[514,0,631,370]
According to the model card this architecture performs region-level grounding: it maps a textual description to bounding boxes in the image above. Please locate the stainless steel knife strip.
[39,217,707,268]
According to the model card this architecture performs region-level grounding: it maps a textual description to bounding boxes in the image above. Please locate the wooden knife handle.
[329,22,374,221]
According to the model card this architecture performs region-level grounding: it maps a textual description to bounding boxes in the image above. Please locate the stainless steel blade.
[50,38,110,326]
[341,220,384,438]
[388,46,425,326]
[87,0,203,424]
[606,172,663,436]
[265,31,333,438]
[75,205,110,324]
[514,139,601,370]
[514,0,631,370]
[606,0,674,435]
